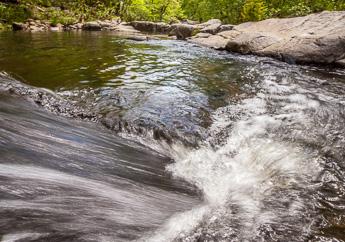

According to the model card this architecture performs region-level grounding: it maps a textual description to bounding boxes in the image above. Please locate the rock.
[125,35,148,41]
[114,23,141,33]
[29,25,45,32]
[131,21,171,34]
[50,23,63,32]
[198,19,222,35]
[98,20,112,28]
[200,23,221,34]
[197,19,222,29]
[170,24,199,40]
[82,21,102,31]
[182,19,199,25]
[189,35,228,50]
[218,24,235,32]
[336,59,345,67]
[221,11,345,64]
[76,23,83,29]
[226,31,282,54]
[193,33,212,38]
[12,22,27,31]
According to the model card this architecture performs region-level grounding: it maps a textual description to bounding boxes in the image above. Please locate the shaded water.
[0,31,345,241]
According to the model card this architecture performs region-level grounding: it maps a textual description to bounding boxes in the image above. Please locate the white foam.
[1,232,47,242]
[148,69,324,240]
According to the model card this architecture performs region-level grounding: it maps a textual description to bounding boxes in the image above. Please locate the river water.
[0,31,345,241]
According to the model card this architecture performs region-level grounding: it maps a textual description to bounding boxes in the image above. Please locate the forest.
[1,0,345,28]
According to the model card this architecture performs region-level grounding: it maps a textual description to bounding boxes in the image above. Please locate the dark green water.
[1,31,345,242]
[0,31,256,144]
[0,31,246,94]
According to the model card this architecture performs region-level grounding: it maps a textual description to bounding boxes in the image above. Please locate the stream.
[0,31,345,241]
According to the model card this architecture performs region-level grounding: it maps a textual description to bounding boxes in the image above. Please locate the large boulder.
[200,23,221,34]
[170,24,200,40]
[189,34,228,50]
[199,19,222,35]
[131,21,171,34]
[222,11,345,64]
[82,21,102,31]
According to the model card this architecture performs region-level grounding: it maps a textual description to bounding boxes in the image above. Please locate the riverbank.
[129,11,345,66]
[5,11,345,67]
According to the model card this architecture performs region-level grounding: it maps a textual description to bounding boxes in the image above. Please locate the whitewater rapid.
[146,63,345,241]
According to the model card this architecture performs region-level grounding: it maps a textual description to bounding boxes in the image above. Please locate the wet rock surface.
[82,21,102,31]
[0,73,96,121]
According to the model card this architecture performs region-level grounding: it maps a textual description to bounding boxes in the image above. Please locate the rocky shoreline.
[9,11,345,66]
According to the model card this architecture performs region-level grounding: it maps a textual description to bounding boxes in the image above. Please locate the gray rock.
[114,23,141,33]
[29,25,45,32]
[194,33,212,38]
[170,24,199,40]
[189,35,228,50]
[98,21,112,28]
[218,24,235,32]
[184,19,199,25]
[131,21,171,34]
[198,19,222,28]
[82,21,102,31]
[125,35,148,41]
[221,11,345,64]
[200,23,221,34]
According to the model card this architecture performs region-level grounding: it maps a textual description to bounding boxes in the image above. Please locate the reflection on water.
[0,31,255,144]
[0,31,247,98]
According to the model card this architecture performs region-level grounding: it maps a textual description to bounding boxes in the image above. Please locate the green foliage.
[122,0,184,22]
[181,0,245,24]
[1,0,345,29]
[0,3,31,23]
[49,10,77,26]
[182,0,345,23]
[241,0,268,21]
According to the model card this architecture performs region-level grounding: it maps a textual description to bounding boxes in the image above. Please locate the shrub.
[241,0,268,22]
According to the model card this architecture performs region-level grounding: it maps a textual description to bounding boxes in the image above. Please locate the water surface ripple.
[0,31,345,241]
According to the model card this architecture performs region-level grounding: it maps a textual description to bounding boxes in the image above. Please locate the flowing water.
[0,31,345,241]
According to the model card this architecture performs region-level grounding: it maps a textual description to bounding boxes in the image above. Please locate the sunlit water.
[0,31,345,241]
